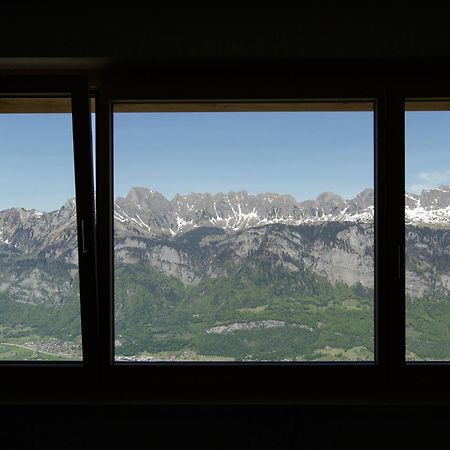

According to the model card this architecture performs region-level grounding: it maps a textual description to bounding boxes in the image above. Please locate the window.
[405,100,450,362]
[0,98,82,361]
[0,80,97,369]
[111,102,375,362]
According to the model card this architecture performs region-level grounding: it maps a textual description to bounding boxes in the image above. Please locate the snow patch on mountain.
[110,186,450,235]
[3,186,450,245]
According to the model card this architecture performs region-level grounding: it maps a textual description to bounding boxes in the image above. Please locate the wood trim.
[113,101,374,112]
[0,98,95,113]
[405,100,450,111]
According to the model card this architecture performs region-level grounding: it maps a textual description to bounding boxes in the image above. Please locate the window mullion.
[71,80,99,370]
[375,86,405,381]
[95,87,115,368]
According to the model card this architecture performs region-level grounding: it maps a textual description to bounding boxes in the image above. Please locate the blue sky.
[114,112,374,203]
[0,110,449,211]
[406,111,450,193]
[0,114,76,211]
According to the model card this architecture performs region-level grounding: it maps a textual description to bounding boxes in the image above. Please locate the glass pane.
[113,105,374,362]
[0,99,82,361]
[405,103,450,361]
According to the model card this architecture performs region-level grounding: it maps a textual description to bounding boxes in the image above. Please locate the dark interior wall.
[2,4,450,68]
[1,5,450,447]
[2,405,450,449]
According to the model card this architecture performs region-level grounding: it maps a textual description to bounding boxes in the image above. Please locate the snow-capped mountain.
[405,186,450,225]
[2,186,450,254]
[2,186,450,305]
[114,185,450,236]
[114,187,375,236]
[0,198,78,261]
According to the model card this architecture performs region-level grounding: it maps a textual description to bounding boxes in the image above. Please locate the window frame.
[398,80,450,395]
[1,71,448,403]
[0,77,98,399]
[95,74,394,402]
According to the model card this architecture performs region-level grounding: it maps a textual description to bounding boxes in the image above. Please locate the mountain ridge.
[114,185,450,235]
[114,186,375,236]
[2,186,450,252]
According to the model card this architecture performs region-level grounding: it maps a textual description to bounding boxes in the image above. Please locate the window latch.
[81,219,88,254]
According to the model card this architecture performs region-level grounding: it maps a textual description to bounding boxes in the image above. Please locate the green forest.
[0,260,448,361]
[113,262,375,361]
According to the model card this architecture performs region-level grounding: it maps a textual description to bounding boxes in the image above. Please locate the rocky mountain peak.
[58,198,76,217]
[313,191,348,212]
[419,186,450,209]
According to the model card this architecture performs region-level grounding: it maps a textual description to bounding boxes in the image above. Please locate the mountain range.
[2,185,450,255]
[113,185,450,234]
[0,186,449,360]
[1,186,450,295]
[114,187,374,236]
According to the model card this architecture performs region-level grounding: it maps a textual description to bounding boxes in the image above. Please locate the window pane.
[113,105,374,362]
[0,99,82,361]
[405,103,450,361]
